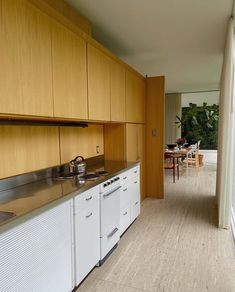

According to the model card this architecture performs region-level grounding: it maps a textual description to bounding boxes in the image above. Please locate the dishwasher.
[99,175,121,264]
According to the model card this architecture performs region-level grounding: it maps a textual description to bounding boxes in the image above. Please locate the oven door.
[100,185,121,237]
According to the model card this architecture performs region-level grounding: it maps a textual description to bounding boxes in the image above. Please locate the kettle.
[69,156,86,174]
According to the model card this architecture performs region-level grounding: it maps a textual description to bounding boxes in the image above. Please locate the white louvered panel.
[0,199,74,292]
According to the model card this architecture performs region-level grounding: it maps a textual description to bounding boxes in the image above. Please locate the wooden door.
[126,70,145,123]
[0,0,53,117]
[52,20,88,119]
[126,123,138,162]
[126,123,146,200]
[137,124,146,201]
[110,60,125,122]
[87,44,110,121]
[21,1,54,116]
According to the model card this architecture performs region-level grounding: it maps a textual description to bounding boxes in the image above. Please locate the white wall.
[182,91,219,107]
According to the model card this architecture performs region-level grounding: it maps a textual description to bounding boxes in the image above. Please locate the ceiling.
[66,0,233,93]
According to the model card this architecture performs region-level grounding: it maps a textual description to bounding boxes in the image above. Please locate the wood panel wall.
[146,76,165,199]
[59,125,104,164]
[0,124,104,179]
[0,126,60,179]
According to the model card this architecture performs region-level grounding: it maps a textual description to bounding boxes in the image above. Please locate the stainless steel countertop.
[0,160,139,231]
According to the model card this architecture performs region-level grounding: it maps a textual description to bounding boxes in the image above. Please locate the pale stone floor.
[76,151,235,292]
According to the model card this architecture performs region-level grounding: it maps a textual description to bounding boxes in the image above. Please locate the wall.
[181,91,219,107]
[165,93,181,144]
[0,124,103,179]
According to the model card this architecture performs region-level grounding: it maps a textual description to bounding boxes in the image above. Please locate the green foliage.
[176,102,219,149]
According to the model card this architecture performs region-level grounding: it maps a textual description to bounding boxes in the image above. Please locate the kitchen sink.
[0,211,16,222]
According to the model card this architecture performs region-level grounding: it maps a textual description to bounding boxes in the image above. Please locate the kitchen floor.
[76,152,235,292]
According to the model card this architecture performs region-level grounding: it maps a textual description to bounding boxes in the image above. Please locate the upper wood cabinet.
[0,0,53,117]
[52,20,88,119]
[126,71,146,123]
[87,44,111,121]
[110,60,126,122]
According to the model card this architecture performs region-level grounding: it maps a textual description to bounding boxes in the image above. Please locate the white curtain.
[216,18,235,229]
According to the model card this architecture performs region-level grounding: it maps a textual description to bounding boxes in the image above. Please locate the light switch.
[152,129,157,137]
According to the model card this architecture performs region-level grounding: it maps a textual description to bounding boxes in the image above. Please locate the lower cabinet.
[120,165,141,235]
[74,186,100,286]
[0,200,74,292]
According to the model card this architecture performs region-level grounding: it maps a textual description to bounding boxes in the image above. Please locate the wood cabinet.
[126,123,146,201]
[74,186,100,286]
[52,20,88,119]
[126,70,146,123]
[0,0,53,117]
[87,44,111,121]
[0,200,74,292]
[110,60,126,122]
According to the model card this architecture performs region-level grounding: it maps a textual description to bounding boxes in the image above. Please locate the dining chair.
[164,153,180,183]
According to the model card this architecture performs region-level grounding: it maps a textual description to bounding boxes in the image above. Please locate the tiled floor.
[76,152,235,292]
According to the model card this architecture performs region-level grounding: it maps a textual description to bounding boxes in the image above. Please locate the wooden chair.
[164,153,180,183]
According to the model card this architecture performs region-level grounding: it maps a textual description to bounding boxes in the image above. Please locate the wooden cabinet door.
[126,70,145,123]
[87,44,110,121]
[21,1,54,116]
[0,0,53,117]
[126,123,138,162]
[126,123,146,200]
[137,124,146,201]
[110,60,125,122]
[52,20,88,119]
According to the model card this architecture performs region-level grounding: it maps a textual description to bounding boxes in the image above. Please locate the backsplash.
[0,124,104,179]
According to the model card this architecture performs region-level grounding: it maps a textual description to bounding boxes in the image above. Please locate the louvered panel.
[0,200,74,292]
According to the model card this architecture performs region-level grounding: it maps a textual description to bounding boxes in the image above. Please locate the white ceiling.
[66,0,233,93]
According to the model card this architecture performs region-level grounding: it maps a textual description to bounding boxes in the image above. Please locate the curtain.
[216,18,235,229]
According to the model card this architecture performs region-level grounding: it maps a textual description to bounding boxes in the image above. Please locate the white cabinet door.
[130,177,140,223]
[0,200,74,292]
[74,191,100,286]
[120,205,131,234]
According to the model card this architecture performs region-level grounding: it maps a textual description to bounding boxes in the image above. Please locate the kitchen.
[0,0,164,291]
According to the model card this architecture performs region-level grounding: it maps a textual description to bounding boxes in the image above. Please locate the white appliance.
[99,175,121,263]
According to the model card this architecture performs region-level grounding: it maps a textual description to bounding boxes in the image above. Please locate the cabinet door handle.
[135,201,139,205]
[85,196,93,201]
[107,227,119,238]
[123,188,127,192]
[123,176,127,180]
[103,185,121,198]
[134,170,138,174]
[134,181,138,184]
[86,212,93,218]
[123,211,128,216]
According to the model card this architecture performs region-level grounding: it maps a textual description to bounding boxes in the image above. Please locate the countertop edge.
[0,161,140,233]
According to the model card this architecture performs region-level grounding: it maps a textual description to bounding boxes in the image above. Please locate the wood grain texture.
[0,126,60,179]
[104,124,126,161]
[126,124,146,201]
[52,20,88,119]
[60,125,104,163]
[0,0,24,115]
[78,161,235,292]
[146,76,165,198]
[110,60,126,122]
[21,1,53,117]
[126,71,146,123]
[87,44,111,121]
[29,0,92,35]
[137,124,146,202]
